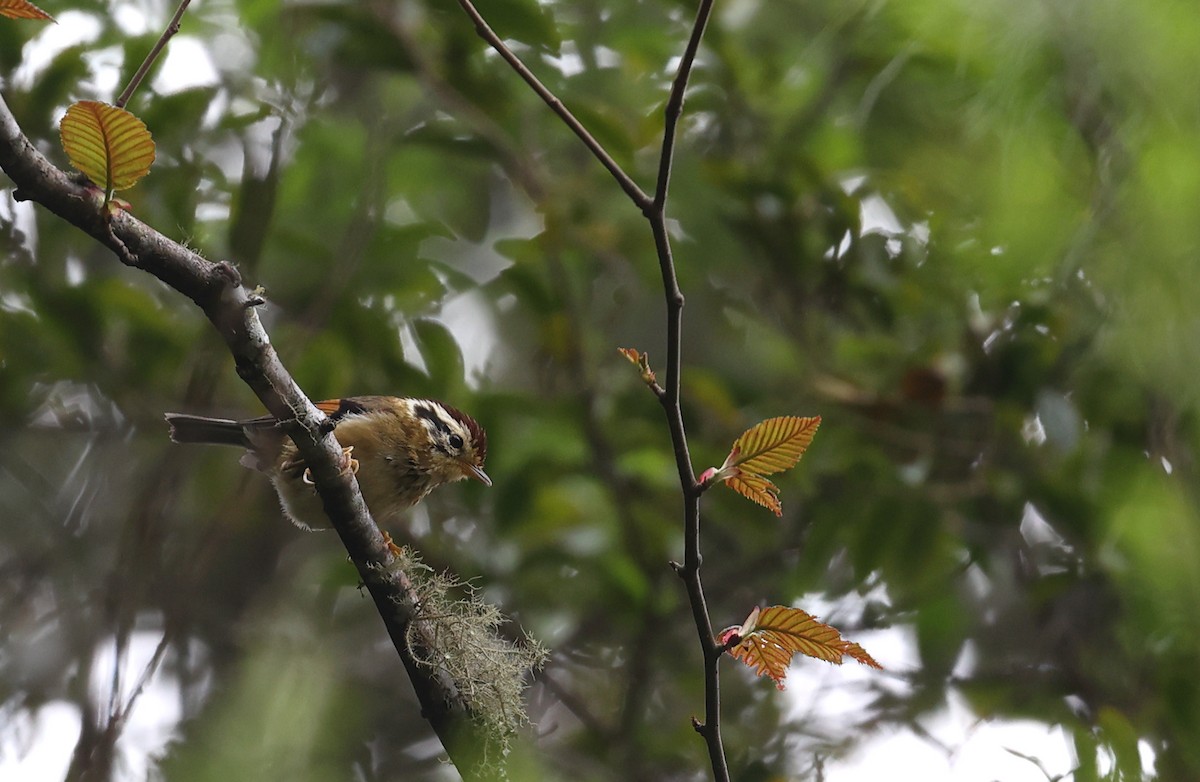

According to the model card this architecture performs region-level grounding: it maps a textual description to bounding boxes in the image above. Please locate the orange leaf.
[617,346,656,386]
[840,641,882,670]
[720,416,820,477]
[721,605,881,690]
[0,0,53,20]
[724,471,782,516]
[60,101,155,194]
[617,347,641,365]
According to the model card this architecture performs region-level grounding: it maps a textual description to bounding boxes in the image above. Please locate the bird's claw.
[381,530,404,558]
[340,445,359,476]
[299,447,357,485]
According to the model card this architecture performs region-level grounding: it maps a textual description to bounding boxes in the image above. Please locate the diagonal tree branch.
[0,92,499,781]
[455,0,652,212]
[114,0,192,109]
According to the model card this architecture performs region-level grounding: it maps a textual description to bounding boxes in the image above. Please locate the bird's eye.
[448,433,464,450]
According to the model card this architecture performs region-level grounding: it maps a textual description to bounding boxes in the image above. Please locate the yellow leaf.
[0,0,53,20]
[724,472,782,516]
[60,101,155,194]
[722,605,882,690]
[721,416,820,477]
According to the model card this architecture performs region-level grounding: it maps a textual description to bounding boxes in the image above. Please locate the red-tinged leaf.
[60,101,156,194]
[717,605,759,648]
[724,471,782,516]
[617,346,657,385]
[617,347,641,365]
[0,0,53,20]
[720,416,820,477]
[722,605,882,690]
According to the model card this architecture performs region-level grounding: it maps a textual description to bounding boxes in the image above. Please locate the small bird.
[165,396,489,532]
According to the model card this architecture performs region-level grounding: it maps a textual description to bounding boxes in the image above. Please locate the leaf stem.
[114,0,192,109]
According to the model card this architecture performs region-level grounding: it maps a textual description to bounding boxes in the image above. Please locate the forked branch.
[454,1,728,778]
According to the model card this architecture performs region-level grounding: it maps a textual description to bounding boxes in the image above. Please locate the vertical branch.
[452,0,727,778]
[646,4,725,778]
[654,0,715,213]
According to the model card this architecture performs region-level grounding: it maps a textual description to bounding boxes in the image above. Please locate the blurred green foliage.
[2,0,1199,779]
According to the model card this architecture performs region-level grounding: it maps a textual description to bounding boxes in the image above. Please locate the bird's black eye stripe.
[415,401,473,454]
[415,403,463,452]
[414,403,452,435]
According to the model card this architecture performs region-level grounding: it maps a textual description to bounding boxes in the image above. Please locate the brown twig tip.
[115,0,193,108]
[453,0,651,209]
[691,716,704,733]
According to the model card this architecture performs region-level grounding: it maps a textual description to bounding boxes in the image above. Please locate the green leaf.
[411,317,466,392]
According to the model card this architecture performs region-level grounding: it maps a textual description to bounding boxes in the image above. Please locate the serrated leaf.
[0,0,53,20]
[725,471,782,516]
[59,101,156,194]
[720,416,821,477]
[722,605,882,690]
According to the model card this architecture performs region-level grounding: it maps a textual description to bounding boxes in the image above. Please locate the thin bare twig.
[115,0,192,108]
[114,632,172,725]
[453,0,727,778]
[454,0,652,211]
[653,0,714,211]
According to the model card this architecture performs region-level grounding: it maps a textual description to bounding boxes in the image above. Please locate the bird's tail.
[164,413,251,448]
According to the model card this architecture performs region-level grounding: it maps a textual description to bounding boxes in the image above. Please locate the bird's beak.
[462,462,492,487]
